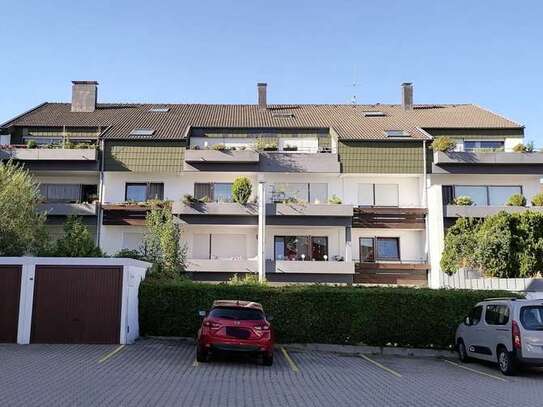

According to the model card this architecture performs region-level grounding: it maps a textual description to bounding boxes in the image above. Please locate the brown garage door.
[0,266,22,343]
[31,266,122,344]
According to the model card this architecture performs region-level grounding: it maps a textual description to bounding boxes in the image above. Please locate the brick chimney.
[401,82,413,110]
[257,83,267,108]
[71,81,98,112]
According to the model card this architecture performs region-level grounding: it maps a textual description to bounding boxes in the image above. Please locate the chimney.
[257,82,267,108]
[71,81,98,112]
[401,82,413,110]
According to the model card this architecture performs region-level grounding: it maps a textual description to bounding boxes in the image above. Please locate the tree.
[473,211,521,278]
[51,216,103,257]
[440,217,480,275]
[143,206,186,279]
[232,176,252,205]
[0,161,47,255]
[515,211,543,277]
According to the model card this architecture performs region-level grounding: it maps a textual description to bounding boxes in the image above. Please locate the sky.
[1,0,542,143]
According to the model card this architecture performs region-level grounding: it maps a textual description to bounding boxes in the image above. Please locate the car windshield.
[520,306,543,331]
[209,307,264,321]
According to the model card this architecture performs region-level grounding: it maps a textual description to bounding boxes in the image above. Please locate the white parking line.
[444,359,508,382]
[358,354,402,378]
[98,345,125,364]
[281,347,300,373]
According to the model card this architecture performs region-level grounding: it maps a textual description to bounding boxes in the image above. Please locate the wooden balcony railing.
[352,207,427,229]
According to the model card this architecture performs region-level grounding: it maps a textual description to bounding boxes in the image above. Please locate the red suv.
[196,300,274,365]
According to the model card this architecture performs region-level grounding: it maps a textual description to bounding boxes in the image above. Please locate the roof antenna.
[351,67,359,107]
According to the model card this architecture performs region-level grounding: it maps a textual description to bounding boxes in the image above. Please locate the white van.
[455,298,543,375]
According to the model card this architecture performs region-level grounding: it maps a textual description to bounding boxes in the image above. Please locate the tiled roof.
[1,102,523,141]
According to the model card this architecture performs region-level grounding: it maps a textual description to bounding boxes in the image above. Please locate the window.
[125,183,164,201]
[520,306,543,331]
[360,238,375,262]
[359,237,400,262]
[464,140,504,152]
[209,307,264,321]
[384,130,409,138]
[194,183,233,202]
[453,185,522,206]
[270,183,328,204]
[39,184,81,203]
[485,304,510,325]
[129,128,155,137]
[357,184,399,207]
[467,305,483,326]
[274,236,328,261]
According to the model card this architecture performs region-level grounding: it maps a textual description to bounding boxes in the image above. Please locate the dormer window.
[362,111,386,117]
[384,130,409,138]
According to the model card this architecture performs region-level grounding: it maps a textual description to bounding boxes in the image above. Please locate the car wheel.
[457,340,470,363]
[497,347,517,376]
[196,346,209,363]
[262,353,273,366]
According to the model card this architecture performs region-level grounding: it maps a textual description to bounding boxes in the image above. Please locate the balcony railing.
[444,204,543,218]
[38,202,97,216]
[0,147,97,161]
[354,261,429,286]
[266,259,355,274]
[352,207,427,229]
[433,151,543,165]
[184,149,260,164]
[185,259,258,273]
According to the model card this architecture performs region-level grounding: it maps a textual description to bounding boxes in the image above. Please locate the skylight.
[362,111,386,117]
[148,107,170,113]
[272,113,295,118]
[130,128,155,137]
[384,130,410,138]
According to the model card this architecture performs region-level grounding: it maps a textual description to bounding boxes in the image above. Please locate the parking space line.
[98,345,125,364]
[444,359,508,382]
[358,354,402,378]
[192,358,199,367]
[281,346,300,373]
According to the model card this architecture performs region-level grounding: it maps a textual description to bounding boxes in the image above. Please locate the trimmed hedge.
[139,281,519,349]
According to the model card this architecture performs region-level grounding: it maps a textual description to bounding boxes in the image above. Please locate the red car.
[196,300,274,365]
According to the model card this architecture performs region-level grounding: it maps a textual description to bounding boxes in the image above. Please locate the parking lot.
[1,338,542,407]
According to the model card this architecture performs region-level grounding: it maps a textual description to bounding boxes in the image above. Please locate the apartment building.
[1,81,536,286]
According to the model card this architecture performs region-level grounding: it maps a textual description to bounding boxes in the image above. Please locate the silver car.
[455,298,543,375]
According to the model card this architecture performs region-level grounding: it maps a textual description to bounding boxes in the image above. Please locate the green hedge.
[139,281,519,349]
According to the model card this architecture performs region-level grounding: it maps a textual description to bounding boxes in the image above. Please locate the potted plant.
[26,140,38,149]
[211,143,228,151]
[328,195,342,204]
[232,176,252,205]
[531,192,543,206]
[453,196,473,206]
[283,144,298,151]
[512,142,535,153]
[506,193,526,207]
[263,142,278,151]
[430,137,456,152]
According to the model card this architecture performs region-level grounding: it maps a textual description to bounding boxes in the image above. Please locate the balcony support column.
[345,226,352,263]
[257,182,266,282]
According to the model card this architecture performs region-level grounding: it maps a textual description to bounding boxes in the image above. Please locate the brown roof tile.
[1,102,523,141]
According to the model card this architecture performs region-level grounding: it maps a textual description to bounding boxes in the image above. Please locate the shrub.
[430,137,456,152]
[114,248,145,260]
[506,193,526,206]
[139,281,519,349]
[231,176,252,205]
[441,217,480,275]
[49,216,103,257]
[26,140,37,149]
[531,193,543,206]
[453,196,473,206]
[328,195,342,204]
[228,273,265,286]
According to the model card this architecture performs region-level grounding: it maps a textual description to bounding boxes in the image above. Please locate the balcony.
[0,147,97,161]
[433,151,543,174]
[185,259,258,273]
[268,203,352,217]
[172,202,258,224]
[266,260,355,274]
[444,204,543,218]
[354,262,429,286]
[102,204,150,225]
[38,202,97,216]
[184,149,259,164]
[259,152,340,173]
[352,207,427,229]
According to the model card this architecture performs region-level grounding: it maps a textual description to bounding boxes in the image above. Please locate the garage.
[31,266,123,344]
[0,257,149,345]
[0,265,22,343]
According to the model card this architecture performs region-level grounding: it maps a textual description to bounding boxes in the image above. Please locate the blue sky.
[1,0,542,143]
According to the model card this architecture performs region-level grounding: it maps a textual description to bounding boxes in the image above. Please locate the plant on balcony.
[328,195,342,204]
[232,176,252,205]
[506,193,526,206]
[283,144,298,151]
[255,139,278,151]
[453,195,473,206]
[263,142,278,151]
[143,206,187,279]
[26,140,37,149]
[0,161,47,256]
[531,193,543,206]
[430,137,456,152]
[211,143,229,151]
[513,142,534,153]
[282,196,305,204]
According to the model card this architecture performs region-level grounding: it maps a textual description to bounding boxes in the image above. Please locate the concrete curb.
[284,343,456,358]
[145,336,456,359]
